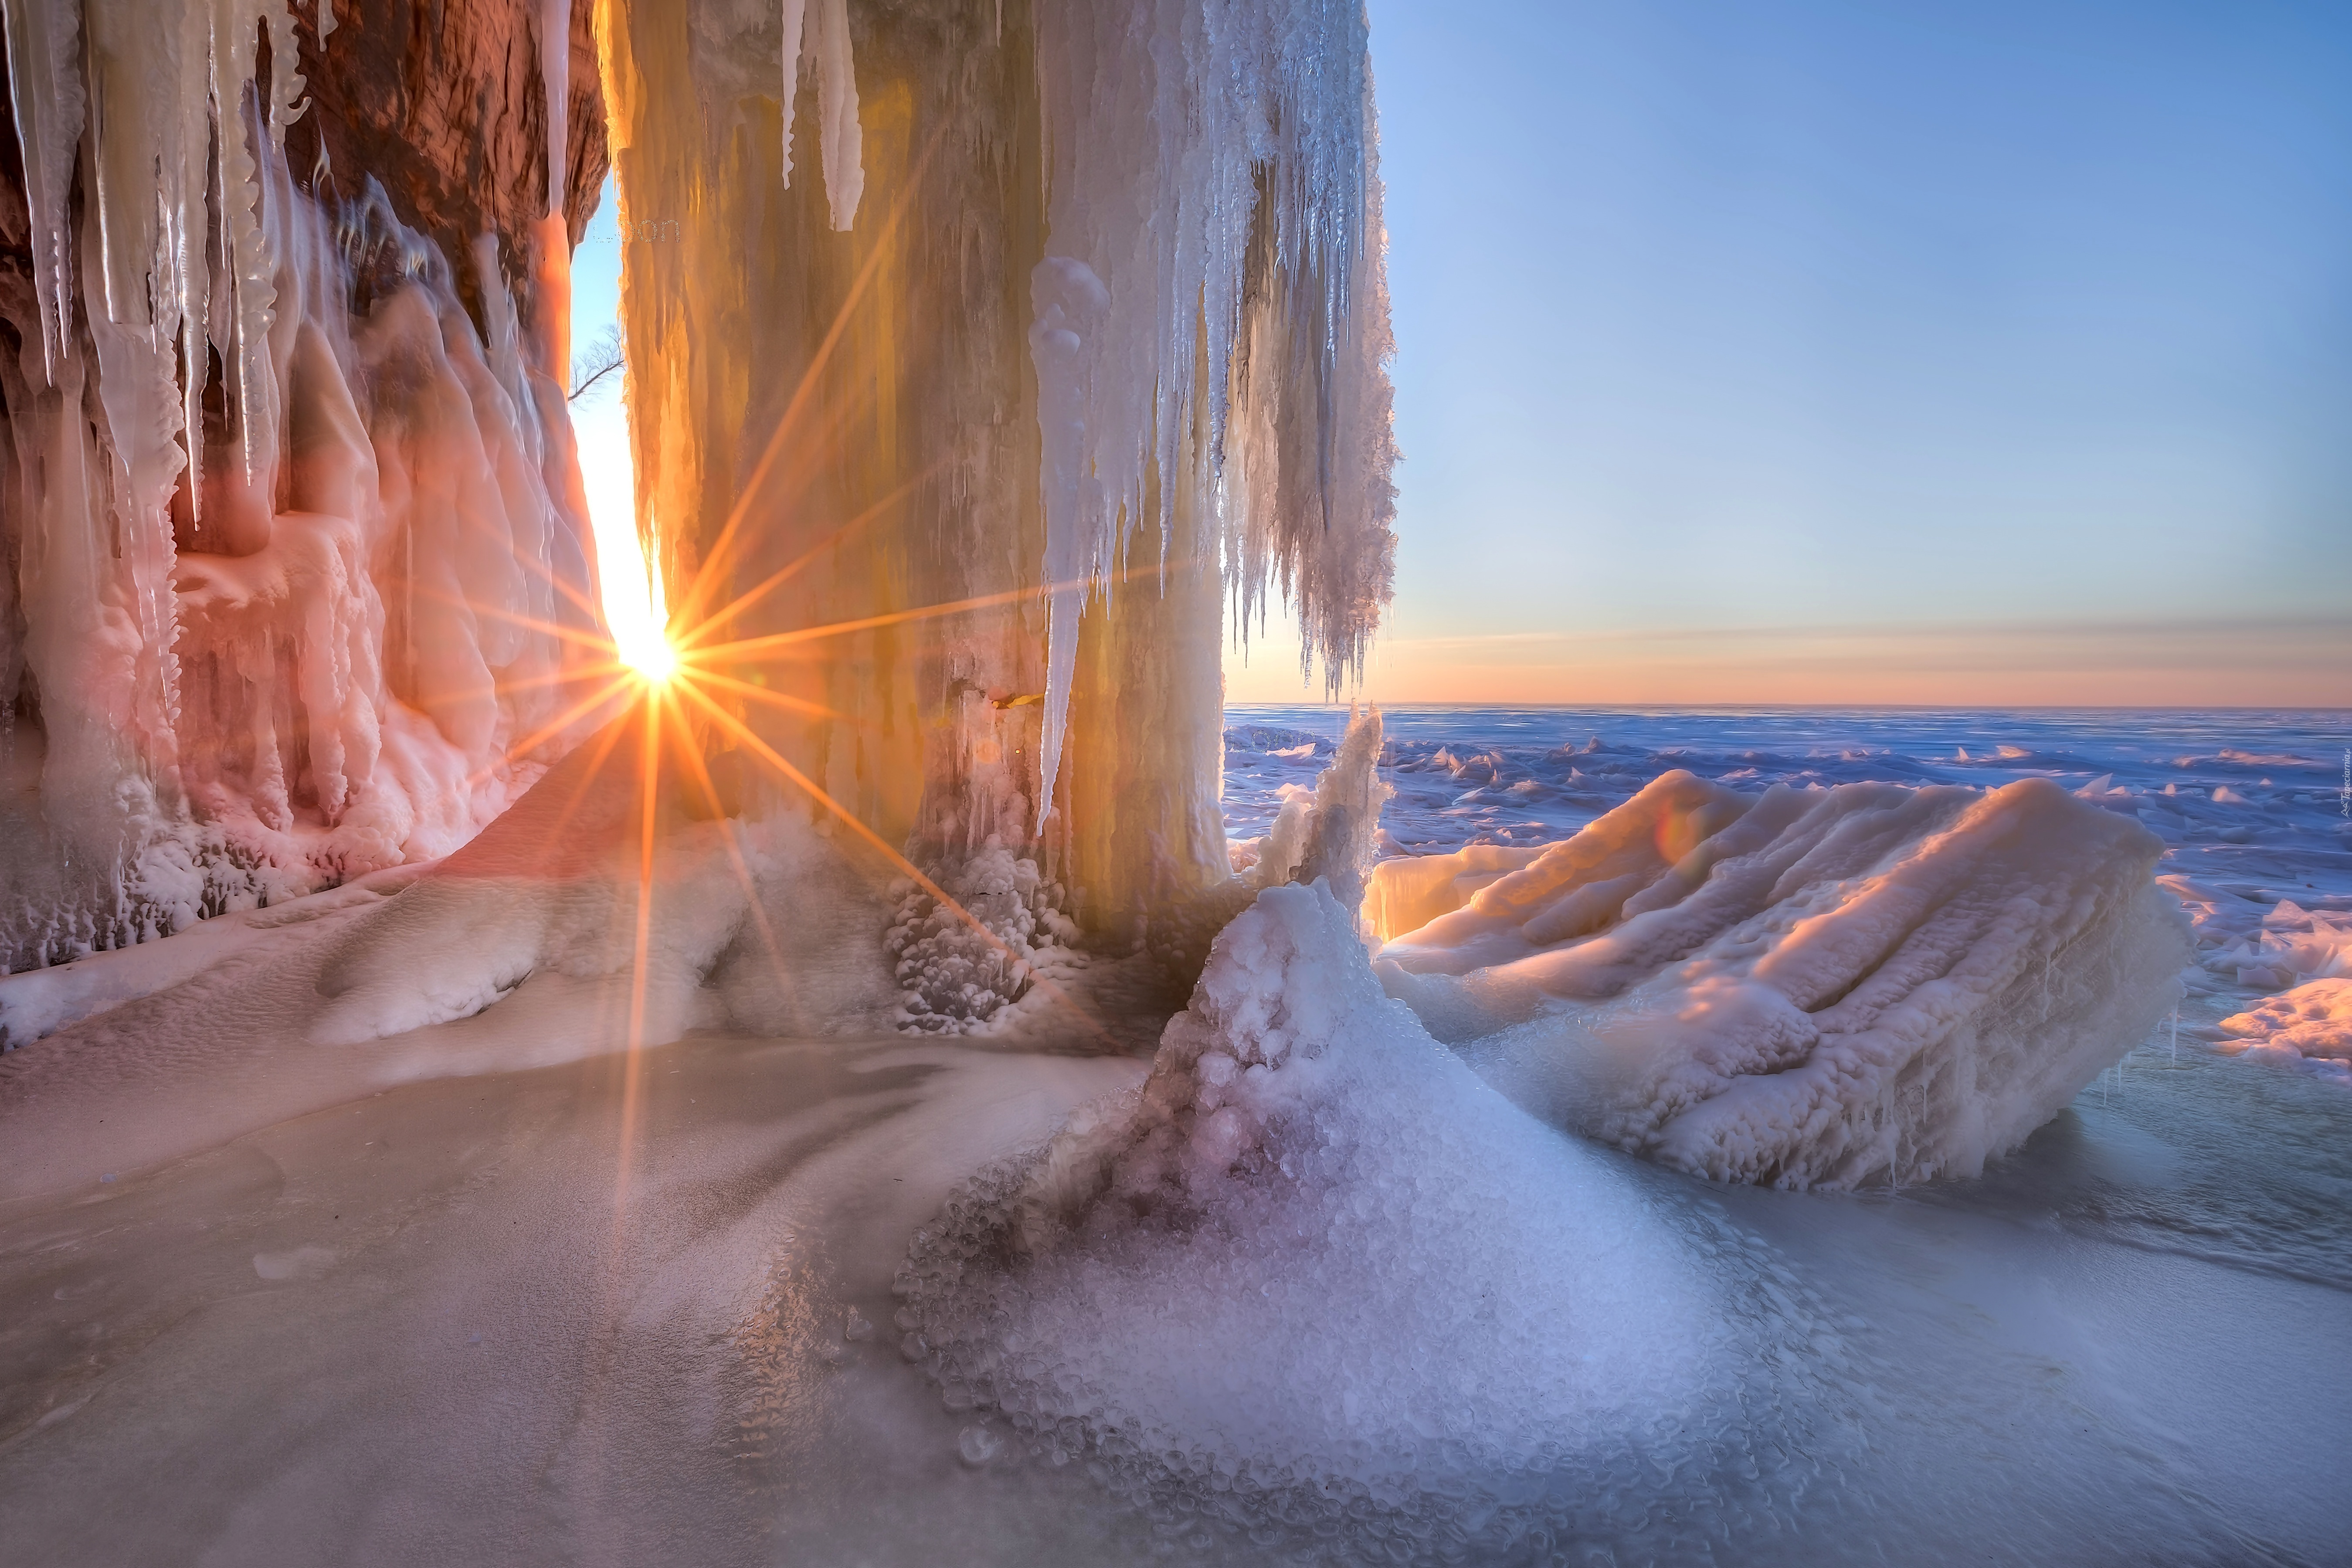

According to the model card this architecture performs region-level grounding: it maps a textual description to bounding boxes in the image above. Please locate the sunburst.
[463,137,1150,1210]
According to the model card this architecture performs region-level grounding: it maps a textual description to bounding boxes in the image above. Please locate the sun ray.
[683,666,852,724]
[672,680,1109,1042]
[485,659,634,700]
[681,561,1173,669]
[610,683,669,1215]
[404,588,627,655]
[502,531,613,630]
[669,128,949,634]
[475,672,641,784]
[671,466,937,653]
[529,703,643,863]
[672,387,869,632]
[667,713,798,1006]
[680,585,1038,663]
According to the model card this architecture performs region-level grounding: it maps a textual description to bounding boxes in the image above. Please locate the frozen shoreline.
[1,704,2346,1562]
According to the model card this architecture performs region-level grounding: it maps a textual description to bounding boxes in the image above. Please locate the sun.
[614,617,677,684]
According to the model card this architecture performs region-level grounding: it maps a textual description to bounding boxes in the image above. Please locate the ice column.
[594,0,1395,947]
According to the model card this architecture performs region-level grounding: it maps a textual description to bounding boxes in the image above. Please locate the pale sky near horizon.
[576,1,2352,709]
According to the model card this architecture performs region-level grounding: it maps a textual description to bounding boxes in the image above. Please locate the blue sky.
[1228,0,2352,703]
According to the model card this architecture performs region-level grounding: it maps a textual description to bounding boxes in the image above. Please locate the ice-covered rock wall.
[0,0,611,970]
[593,0,1396,947]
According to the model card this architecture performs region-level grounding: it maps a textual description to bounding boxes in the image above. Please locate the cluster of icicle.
[1027,0,1397,822]
[0,0,597,968]
[751,0,1398,828]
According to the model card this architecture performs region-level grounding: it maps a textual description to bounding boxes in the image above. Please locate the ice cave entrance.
[0,3,2341,1565]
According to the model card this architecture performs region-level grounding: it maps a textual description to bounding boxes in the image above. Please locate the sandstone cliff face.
[288,0,608,336]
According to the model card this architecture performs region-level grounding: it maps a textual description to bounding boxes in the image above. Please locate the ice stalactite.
[594,0,1395,952]
[1025,0,1397,818]
[0,0,606,973]
[0,0,81,380]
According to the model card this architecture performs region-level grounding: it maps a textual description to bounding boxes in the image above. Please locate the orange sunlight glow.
[531,140,1125,1225]
[589,495,675,684]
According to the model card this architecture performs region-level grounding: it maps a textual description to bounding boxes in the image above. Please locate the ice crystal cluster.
[885,842,1082,1034]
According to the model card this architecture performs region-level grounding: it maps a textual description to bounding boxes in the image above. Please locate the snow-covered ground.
[0,706,2345,1564]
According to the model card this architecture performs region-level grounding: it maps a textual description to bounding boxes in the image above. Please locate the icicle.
[2,0,86,383]
[540,0,568,219]
[807,0,863,231]
[171,2,215,531]
[208,0,285,484]
[1029,256,1111,830]
[1025,0,1395,808]
[775,0,862,228]
[533,0,573,380]
[260,2,305,140]
[777,0,810,185]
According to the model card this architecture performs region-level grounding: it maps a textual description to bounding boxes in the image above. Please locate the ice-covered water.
[1229,705,2352,1078]
[1225,704,2352,875]
[0,706,2346,1565]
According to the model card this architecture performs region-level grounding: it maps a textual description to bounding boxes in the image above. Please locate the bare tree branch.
[569,323,625,403]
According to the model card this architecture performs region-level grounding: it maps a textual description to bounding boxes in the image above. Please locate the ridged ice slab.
[1375,771,2192,1188]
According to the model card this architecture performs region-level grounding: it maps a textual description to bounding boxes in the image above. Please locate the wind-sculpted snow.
[1371,772,2191,1188]
[0,729,897,1201]
[894,881,1859,1561]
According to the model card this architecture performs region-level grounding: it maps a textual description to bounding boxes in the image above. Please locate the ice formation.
[0,2,602,970]
[593,0,1395,944]
[1374,772,2193,1188]
[2218,981,2352,1067]
[894,879,1851,1559]
[883,840,1084,1034]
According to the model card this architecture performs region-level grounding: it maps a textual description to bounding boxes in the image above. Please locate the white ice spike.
[3,0,87,383]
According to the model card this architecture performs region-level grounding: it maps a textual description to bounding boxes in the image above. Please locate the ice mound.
[1377,772,2191,1188]
[2218,980,2352,1071]
[895,881,1845,1557]
[1364,842,1549,946]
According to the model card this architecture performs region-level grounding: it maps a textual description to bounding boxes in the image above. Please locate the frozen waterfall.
[0,0,604,970]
